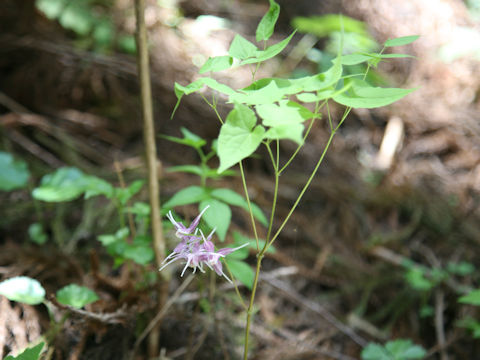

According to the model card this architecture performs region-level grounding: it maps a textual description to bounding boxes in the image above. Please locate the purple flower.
[160,207,248,282]
[166,205,209,238]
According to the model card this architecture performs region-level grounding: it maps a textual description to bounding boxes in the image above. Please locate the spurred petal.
[217,242,249,256]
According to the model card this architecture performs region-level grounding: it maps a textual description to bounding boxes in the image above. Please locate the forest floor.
[1,0,480,359]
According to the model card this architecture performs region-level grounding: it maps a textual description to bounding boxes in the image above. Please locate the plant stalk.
[243,106,353,359]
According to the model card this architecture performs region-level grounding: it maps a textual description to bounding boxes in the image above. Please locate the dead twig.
[47,297,129,325]
[264,277,368,347]
[435,289,449,360]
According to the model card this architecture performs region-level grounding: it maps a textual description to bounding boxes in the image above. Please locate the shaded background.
[1,0,480,359]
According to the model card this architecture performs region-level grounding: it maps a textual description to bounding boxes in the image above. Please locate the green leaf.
[114,180,144,205]
[244,77,303,95]
[56,284,99,309]
[230,231,275,259]
[264,123,305,144]
[458,317,480,338]
[341,53,372,65]
[405,267,433,291]
[166,165,205,176]
[123,238,155,265]
[118,35,137,54]
[296,81,353,103]
[35,0,65,19]
[199,56,233,73]
[292,14,369,38]
[32,167,113,202]
[362,339,426,360]
[230,80,286,105]
[93,20,114,48]
[199,199,231,241]
[256,100,313,127]
[294,55,343,92]
[0,152,30,191]
[210,188,268,226]
[172,78,236,118]
[446,261,475,276]
[83,176,115,199]
[459,289,480,306]
[217,103,265,173]
[333,79,416,109]
[225,259,254,289]
[28,223,48,245]
[98,227,129,247]
[4,342,44,360]
[361,343,391,360]
[200,77,237,96]
[241,31,296,65]
[256,0,280,42]
[229,34,258,60]
[160,127,207,149]
[0,276,45,305]
[384,35,419,47]
[59,2,94,36]
[385,339,426,359]
[125,202,150,219]
[163,186,210,209]
[377,53,416,59]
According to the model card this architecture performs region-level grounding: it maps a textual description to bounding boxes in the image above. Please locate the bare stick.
[134,0,167,356]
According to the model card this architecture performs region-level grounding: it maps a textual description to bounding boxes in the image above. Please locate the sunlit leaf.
[217,103,265,172]
[241,31,296,65]
[0,276,45,305]
[264,123,304,144]
[256,100,313,126]
[230,81,286,105]
[229,34,258,60]
[292,14,369,38]
[256,0,280,42]
[333,79,415,109]
[199,56,233,73]
[341,53,372,65]
[384,35,419,47]
[172,78,236,118]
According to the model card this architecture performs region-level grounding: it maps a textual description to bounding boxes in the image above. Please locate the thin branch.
[134,0,165,269]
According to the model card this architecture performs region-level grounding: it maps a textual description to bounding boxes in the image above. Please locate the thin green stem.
[264,142,278,172]
[279,100,324,174]
[238,161,260,250]
[201,94,224,124]
[266,132,335,251]
[266,106,352,251]
[326,101,333,132]
[243,253,264,360]
[265,170,279,246]
[223,261,247,310]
